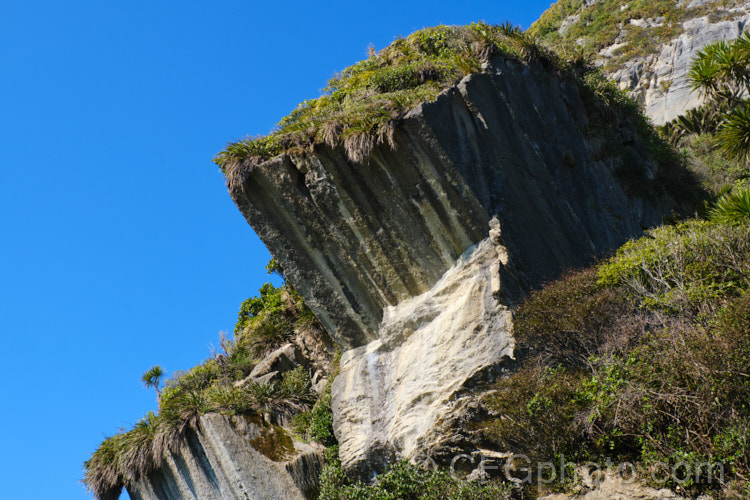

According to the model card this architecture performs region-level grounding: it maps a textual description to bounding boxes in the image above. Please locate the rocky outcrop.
[332,234,516,478]
[607,3,750,123]
[127,413,324,500]
[229,56,685,479]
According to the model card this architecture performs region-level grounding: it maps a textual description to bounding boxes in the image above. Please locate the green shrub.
[279,365,313,398]
[514,268,633,366]
[477,223,750,495]
[481,364,590,462]
[318,457,512,500]
[598,220,750,313]
[709,184,750,223]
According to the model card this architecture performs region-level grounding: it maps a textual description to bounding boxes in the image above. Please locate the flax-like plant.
[717,105,750,160]
[141,365,165,396]
[709,185,750,223]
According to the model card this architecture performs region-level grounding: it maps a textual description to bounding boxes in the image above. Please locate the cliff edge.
[228,51,689,478]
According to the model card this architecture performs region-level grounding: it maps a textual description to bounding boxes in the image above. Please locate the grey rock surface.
[230,58,668,352]
[248,343,303,380]
[539,471,699,499]
[332,235,515,478]
[127,413,323,500]
[601,1,750,123]
[230,57,681,479]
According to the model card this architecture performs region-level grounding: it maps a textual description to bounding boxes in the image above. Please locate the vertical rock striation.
[127,414,324,500]
[229,57,683,478]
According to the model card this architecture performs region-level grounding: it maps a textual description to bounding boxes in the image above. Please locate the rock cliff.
[229,56,682,478]
[532,0,750,123]
[127,413,324,500]
[609,3,750,123]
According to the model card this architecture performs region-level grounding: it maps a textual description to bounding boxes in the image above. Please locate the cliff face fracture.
[229,57,681,477]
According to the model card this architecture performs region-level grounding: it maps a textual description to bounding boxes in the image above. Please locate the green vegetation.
[659,33,750,197]
[84,266,328,500]
[140,365,164,396]
[213,21,675,186]
[530,0,743,71]
[709,185,750,223]
[318,452,512,500]
[214,22,562,175]
[478,218,750,497]
[684,32,750,161]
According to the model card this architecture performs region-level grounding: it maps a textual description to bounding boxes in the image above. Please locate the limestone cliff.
[229,56,683,478]
[532,0,750,123]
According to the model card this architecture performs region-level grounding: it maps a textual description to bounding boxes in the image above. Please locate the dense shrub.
[598,220,750,314]
[318,456,512,500]
[514,267,634,366]
[478,219,750,496]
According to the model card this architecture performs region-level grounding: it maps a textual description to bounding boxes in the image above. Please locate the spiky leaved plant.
[709,185,750,223]
[141,365,165,396]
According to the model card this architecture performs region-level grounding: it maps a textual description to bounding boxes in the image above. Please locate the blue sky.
[0,1,553,498]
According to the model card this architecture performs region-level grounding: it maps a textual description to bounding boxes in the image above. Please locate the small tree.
[141,365,165,396]
[687,32,750,160]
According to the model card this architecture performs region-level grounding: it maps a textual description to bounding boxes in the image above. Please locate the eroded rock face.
[603,1,750,123]
[332,234,516,478]
[230,57,679,479]
[127,414,323,500]
[230,59,667,351]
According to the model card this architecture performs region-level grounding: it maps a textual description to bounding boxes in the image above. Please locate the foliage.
[478,219,750,496]
[682,32,750,161]
[708,184,750,223]
[318,457,513,500]
[579,70,704,207]
[214,21,670,180]
[688,33,750,103]
[214,23,566,173]
[529,0,725,70]
[513,268,632,367]
[233,281,317,357]
[668,133,749,196]
[481,364,590,462]
[716,104,750,160]
[293,351,340,446]
[659,103,725,146]
[140,365,165,395]
[598,220,750,314]
[85,275,327,499]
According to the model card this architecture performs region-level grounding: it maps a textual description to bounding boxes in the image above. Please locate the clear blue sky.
[0,1,553,498]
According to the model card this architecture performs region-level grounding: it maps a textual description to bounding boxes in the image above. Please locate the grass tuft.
[214,22,582,176]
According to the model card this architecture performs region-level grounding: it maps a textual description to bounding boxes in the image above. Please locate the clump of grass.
[84,361,318,499]
[214,22,578,177]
